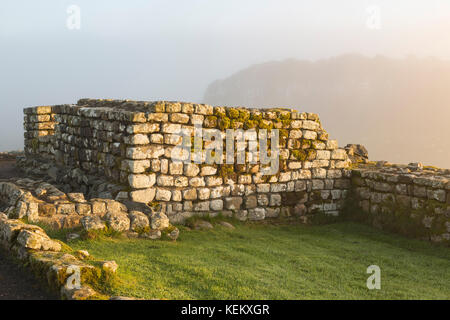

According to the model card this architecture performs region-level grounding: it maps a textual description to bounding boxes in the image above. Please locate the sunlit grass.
[63,221,450,300]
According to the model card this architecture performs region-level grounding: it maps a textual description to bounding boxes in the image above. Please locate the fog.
[1,1,449,167]
[204,55,450,168]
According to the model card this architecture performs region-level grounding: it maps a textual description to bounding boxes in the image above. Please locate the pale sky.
[1,0,450,151]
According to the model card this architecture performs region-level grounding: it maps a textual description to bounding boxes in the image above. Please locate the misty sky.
[1,1,450,157]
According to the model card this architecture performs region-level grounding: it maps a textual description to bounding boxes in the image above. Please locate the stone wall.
[23,99,352,223]
[351,164,450,244]
[23,106,56,159]
[0,212,122,300]
[0,178,178,241]
[19,99,450,244]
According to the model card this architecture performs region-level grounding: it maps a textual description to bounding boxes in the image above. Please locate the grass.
[56,221,449,300]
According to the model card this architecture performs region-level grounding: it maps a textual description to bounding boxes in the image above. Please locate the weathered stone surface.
[265,207,280,218]
[331,149,347,160]
[129,211,150,231]
[67,193,86,203]
[183,188,197,201]
[248,208,265,220]
[193,220,214,230]
[76,250,90,259]
[141,229,161,239]
[210,199,224,211]
[121,160,151,173]
[56,203,76,215]
[345,144,369,162]
[105,211,130,232]
[91,201,107,217]
[61,286,98,301]
[130,188,155,204]
[218,221,235,229]
[184,163,200,176]
[293,203,307,216]
[16,229,61,251]
[76,203,92,216]
[193,201,210,211]
[245,195,257,209]
[150,211,170,230]
[167,227,180,241]
[225,197,243,210]
[81,215,106,231]
[0,219,41,243]
[129,174,155,189]
[156,188,172,201]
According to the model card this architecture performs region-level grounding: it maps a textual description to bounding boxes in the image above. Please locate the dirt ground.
[0,250,57,300]
[0,160,24,180]
[0,159,55,300]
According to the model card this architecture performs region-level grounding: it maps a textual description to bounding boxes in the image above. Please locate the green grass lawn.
[64,221,449,300]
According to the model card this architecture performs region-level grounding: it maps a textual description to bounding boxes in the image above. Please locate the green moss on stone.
[291,150,307,161]
[31,138,39,153]
[250,113,262,122]
[237,110,251,122]
[244,119,258,129]
[218,118,231,130]
[227,108,240,119]
[307,149,317,160]
[258,119,273,130]
[219,164,235,179]
[302,139,312,149]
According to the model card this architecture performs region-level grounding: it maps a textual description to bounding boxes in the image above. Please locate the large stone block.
[157,175,174,187]
[331,149,347,160]
[184,163,200,176]
[128,174,156,189]
[248,208,265,221]
[81,215,106,231]
[130,188,156,204]
[124,134,150,145]
[224,197,243,210]
[16,229,61,251]
[210,199,224,211]
[183,188,197,201]
[104,212,130,232]
[155,188,172,201]
[126,145,164,159]
[121,160,151,174]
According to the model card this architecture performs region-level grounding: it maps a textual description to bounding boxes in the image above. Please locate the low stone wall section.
[0,213,116,300]
[351,164,450,244]
[0,178,179,240]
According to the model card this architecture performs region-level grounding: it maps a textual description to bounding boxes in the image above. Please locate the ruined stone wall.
[20,99,450,244]
[23,99,352,223]
[351,165,450,244]
[0,212,122,300]
[23,106,57,159]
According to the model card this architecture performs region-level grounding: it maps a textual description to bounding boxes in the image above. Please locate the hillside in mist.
[204,54,450,168]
